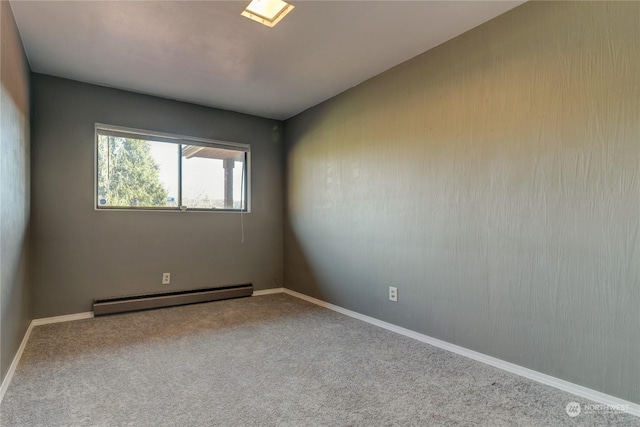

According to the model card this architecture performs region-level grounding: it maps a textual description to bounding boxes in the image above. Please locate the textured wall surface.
[285,1,639,403]
[31,75,283,318]
[0,1,31,382]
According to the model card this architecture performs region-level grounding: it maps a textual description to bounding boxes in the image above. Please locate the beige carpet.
[1,294,637,426]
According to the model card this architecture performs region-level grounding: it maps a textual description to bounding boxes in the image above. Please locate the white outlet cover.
[389,287,398,302]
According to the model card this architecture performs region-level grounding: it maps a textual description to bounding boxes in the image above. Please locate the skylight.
[241,0,294,28]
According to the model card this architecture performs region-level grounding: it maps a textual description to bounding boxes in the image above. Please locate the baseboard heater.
[93,283,253,316]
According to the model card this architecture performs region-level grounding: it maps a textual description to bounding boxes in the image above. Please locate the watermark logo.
[566,402,581,418]
[565,401,629,417]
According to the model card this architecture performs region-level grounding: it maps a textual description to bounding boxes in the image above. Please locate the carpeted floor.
[1,293,637,426]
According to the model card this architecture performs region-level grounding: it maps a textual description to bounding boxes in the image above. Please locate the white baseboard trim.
[252,287,285,296]
[0,321,34,404]
[31,311,94,326]
[282,288,640,418]
[0,311,94,404]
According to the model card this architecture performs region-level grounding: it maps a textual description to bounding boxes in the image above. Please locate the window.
[95,125,249,211]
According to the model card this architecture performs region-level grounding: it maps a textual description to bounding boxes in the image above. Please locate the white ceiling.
[10,1,525,120]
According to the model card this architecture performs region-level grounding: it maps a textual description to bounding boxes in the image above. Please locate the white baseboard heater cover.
[93,284,253,316]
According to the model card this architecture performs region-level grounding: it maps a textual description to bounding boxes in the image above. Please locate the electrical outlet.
[162,273,171,285]
[389,286,398,302]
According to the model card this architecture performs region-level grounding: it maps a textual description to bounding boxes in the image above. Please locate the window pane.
[97,135,178,208]
[182,145,246,209]
[232,160,246,208]
[96,126,249,212]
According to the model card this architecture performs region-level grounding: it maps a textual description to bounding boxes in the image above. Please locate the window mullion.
[178,144,183,208]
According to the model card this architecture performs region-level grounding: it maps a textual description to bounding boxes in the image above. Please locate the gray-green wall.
[31,74,283,318]
[284,1,639,404]
[1,0,31,383]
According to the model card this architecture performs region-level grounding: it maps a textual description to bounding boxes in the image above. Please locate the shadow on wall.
[283,219,327,303]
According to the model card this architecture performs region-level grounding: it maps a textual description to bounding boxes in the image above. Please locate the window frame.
[94,123,251,213]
